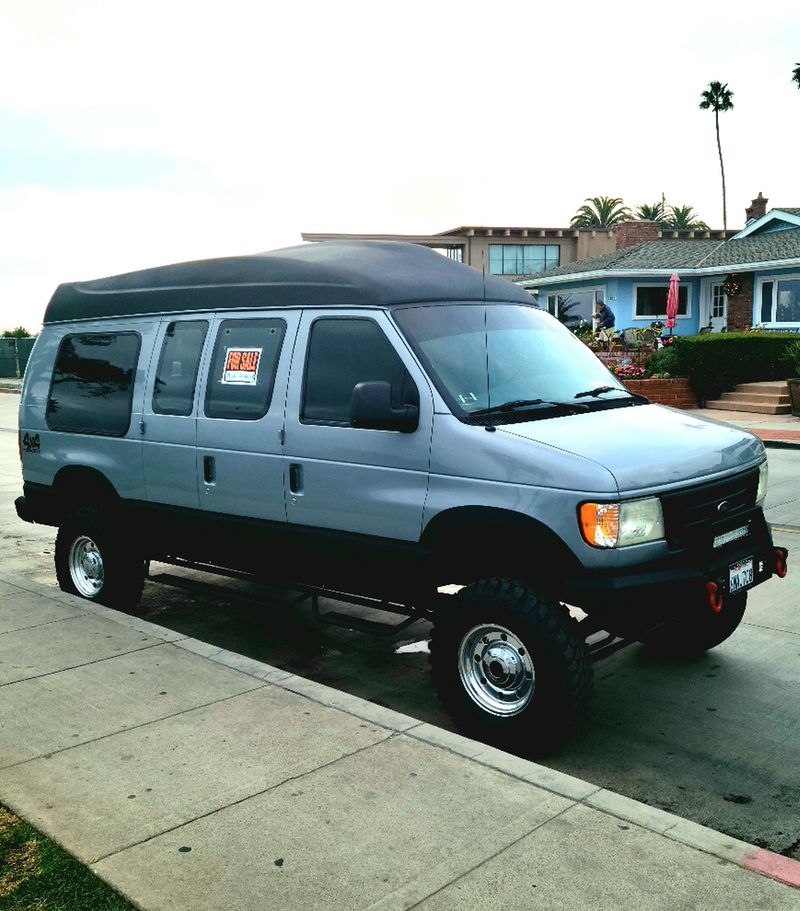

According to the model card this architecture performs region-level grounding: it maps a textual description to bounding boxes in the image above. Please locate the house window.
[545,288,603,326]
[759,276,800,324]
[488,245,560,276]
[711,285,726,319]
[634,285,689,318]
[446,248,463,263]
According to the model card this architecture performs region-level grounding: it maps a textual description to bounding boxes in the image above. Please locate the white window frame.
[545,286,606,319]
[633,282,692,320]
[755,272,800,328]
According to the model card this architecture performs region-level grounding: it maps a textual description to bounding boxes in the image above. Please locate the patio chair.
[639,329,656,348]
[622,328,639,350]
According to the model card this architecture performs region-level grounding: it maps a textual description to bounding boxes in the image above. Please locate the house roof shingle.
[531,226,800,284]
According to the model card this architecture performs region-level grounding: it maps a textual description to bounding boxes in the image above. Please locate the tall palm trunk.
[715,109,727,232]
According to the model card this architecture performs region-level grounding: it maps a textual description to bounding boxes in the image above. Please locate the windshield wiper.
[574,385,619,398]
[574,385,649,404]
[471,399,576,418]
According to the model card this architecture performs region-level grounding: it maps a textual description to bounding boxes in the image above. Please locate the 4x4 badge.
[21,432,40,454]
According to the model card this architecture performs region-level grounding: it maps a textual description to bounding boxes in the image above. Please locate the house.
[520,195,800,333]
[301,223,733,281]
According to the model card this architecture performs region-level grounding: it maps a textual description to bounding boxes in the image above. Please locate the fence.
[0,337,36,378]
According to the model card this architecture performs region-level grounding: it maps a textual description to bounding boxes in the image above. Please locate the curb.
[763,439,800,450]
[3,574,800,891]
[0,388,21,395]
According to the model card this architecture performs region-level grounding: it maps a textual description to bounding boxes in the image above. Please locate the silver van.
[15,241,789,753]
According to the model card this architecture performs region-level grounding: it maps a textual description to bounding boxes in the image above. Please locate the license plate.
[729,558,754,594]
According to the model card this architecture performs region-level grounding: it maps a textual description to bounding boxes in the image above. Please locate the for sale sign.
[221,347,262,385]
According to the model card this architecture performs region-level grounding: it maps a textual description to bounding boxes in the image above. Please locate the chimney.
[616,220,662,250]
[745,192,768,224]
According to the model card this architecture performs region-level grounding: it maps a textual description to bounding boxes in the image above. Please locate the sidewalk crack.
[90,733,395,865]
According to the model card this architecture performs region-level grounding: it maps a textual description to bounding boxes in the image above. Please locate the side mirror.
[350,381,419,433]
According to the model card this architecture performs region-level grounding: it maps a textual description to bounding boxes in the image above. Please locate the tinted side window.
[152,320,208,416]
[302,318,418,424]
[47,333,140,436]
[205,318,285,420]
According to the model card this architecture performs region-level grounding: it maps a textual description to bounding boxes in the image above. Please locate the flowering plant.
[610,364,645,378]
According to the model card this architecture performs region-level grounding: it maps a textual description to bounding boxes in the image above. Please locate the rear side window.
[152,320,208,416]
[302,318,418,424]
[47,332,140,436]
[204,318,285,420]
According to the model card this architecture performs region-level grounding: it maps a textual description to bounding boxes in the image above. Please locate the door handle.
[203,456,216,484]
[289,463,303,494]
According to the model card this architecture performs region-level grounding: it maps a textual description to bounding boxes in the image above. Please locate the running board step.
[147,571,310,609]
[586,630,630,661]
[311,598,420,637]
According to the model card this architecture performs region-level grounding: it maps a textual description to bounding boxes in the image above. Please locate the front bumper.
[562,506,788,634]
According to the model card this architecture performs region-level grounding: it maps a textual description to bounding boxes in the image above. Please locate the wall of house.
[465,231,617,277]
[538,277,704,334]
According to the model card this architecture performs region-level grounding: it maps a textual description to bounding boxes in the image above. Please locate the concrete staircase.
[705,380,791,414]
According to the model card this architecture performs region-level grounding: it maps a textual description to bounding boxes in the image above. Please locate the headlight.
[580,497,665,548]
[756,460,768,503]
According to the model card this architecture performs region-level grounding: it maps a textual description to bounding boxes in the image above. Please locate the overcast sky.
[1,0,799,330]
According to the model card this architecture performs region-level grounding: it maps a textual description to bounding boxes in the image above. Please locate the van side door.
[196,311,300,523]
[283,309,433,547]
[142,316,212,509]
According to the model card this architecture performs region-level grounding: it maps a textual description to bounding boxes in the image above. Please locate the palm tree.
[665,205,709,230]
[699,81,734,231]
[636,202,667,222]
[554,296,583,330]
[793,62,800,90]
[570,197,632,228]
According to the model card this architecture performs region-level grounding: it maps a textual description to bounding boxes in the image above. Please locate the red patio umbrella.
[666,273,680,335]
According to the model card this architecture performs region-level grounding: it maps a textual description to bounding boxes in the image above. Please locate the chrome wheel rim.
[458,624,535,717]
[68,536,104,598]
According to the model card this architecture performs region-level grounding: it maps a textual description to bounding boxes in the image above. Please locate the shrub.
[675,333,798,401]
[787,341,800,377]
[645,347,684,378]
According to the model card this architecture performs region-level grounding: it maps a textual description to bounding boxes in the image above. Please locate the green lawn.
[0,806,133,910]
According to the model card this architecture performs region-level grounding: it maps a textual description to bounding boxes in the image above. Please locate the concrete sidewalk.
[0,576,798,909]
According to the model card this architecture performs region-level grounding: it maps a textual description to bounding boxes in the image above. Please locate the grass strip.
[0,805,133,910]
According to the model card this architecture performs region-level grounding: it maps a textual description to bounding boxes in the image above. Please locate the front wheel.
[641,593,747,657]
[55,506,145,612]
[430,578,593,756]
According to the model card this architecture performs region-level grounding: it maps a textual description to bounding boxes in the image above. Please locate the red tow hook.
[706,581,723,613]
[774,547,789,579]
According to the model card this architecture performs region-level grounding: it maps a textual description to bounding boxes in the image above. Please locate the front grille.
[660,468,759,549]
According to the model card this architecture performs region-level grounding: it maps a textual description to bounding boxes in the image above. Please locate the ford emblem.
[717,500,730,514]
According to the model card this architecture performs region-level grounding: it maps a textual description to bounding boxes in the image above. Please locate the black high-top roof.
[44,241,534,324]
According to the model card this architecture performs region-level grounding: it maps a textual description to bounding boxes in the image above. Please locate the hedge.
[667,334,799,402]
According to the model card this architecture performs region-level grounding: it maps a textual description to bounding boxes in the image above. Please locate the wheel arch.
[53,466,120,516]
[421,505,580,589]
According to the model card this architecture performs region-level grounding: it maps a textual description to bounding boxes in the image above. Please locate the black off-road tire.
[55,506,145,612]
[641,593,747,658]
[429,578,593,756]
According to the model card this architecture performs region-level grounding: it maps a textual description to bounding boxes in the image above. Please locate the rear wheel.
[641,593,747,657]
[55,506,145,612]
[430,578,593,756]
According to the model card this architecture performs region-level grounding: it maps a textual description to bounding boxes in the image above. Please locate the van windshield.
[393,303,637,422]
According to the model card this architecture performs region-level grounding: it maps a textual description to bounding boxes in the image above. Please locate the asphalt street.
[1,394,798,859]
